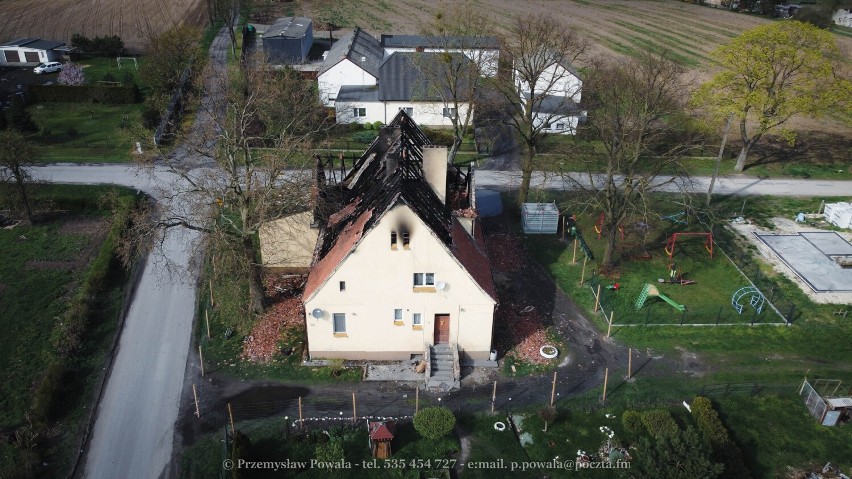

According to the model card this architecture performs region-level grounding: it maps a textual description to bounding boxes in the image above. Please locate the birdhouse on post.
[368,421,396,459]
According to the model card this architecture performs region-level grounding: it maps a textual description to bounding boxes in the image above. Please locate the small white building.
[317,28,384,107]
[0,38,66,64]
[528,94,584,135]
[302,111,496,364]
[335,52,473,127]
[518,60,583,104]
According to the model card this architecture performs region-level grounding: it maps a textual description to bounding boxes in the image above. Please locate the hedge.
[622,410,643,433]
[692,397,752,478]
[413,407,456,439]
[32,360,68,423]
[640,409,679,438]
[30,84,139,104]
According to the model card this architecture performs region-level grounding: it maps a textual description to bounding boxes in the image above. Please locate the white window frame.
[353,107,366,117]
[412,313,423,326]
[555,123,565,130]
[413,273,435,286]
[394,308,403,323]
[333,313,346,333]
[442,107,457,118]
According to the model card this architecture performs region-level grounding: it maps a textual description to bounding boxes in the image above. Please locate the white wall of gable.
[318,58,377,107]
[518,62,583,103]
[304,204,494,361]
[336,100,472,127]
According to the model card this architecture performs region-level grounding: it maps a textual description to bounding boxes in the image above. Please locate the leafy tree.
[693,21,852,172]
[127,55,329,313]
[57,62,86,85]
[492,14,587,206]
[413,3,496,163]
[0,131,37,223]
[563,53,697,269]
[622,426,723,479]
[413,406,456,439]
[538,405,557,432]
[8,96,37,133]
[139,25,201,95]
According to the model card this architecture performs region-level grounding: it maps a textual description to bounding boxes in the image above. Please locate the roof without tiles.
[262,17,312,39]
[377,51,473,102]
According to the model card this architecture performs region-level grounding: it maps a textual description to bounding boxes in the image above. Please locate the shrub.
[413,407,456,439]
[57,62,86,86]
[31,361,68,422]
[8,96,37,133]
[351,130,378,144]
[372,121,383,129]
[65,126,79,138]
[692,397,751,478]
[622,410,643,433]
[142,105,162,129]
[51,300,89,356]
[315,437,344,464]
[423,127,454,146]
[640,409,679,438]
[363,122,373,130]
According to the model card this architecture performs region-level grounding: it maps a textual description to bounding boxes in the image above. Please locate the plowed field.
[0,0,208,52]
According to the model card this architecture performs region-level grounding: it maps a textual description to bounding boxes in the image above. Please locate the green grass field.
[76,56,145,88]
[0,184,136,478]
[26,103,143,163]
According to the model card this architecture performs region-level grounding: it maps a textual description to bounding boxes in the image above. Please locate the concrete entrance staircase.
[426,344,459,390]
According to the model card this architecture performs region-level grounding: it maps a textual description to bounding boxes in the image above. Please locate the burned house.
[301,111,496,369]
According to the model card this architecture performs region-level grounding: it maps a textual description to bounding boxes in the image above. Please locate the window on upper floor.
[413,273,435,287]
[402,232,410,249]
[391,232,398,250]
[394,308,403,324]
[339,281,346,292]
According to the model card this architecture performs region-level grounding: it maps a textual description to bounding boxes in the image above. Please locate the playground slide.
[655,292,686,312]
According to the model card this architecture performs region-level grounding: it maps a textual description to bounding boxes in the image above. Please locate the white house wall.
[532,111,580,135]
[304,204,495,361]
[336,100,472,127]
[318,58,377,107]
[519,62,583,103]
[0,47,57,63]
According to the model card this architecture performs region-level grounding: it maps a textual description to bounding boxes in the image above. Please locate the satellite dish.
[311,308,324,318]
[436,281,447,291]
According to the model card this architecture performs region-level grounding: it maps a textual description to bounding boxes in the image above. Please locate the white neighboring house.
[317,28,384,107]
[834,8,852,27]
[335,52,473,127]
[529,94,584,135]
[380,34,500,77]
[0,38,66,64]
[518,60,583,104]
[302,111,496,367]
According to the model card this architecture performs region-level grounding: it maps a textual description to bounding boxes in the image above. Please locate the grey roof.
[262,17,312,39]
[377,51,472,102]
[528,93,582,116]
[380,34,498,50]
[1,38,64,50]
[337,85,379,102]
[319,28,384,77]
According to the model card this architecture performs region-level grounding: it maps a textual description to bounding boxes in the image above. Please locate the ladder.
[635,284,652,310]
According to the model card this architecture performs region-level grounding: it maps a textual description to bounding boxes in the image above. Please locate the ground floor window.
[333,313,346,333]
[354,108,366,117]
[442,107,457,118]
[412,313,422,325]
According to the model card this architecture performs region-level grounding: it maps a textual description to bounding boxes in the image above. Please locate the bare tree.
[412,3,497,163]
[0,131,36,224]
[209,0,240,56]
[493,14,586,206]
[564,53,697,269]
[131,55,329,313]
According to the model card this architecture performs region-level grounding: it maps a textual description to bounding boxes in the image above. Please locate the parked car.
[33,62,62,74]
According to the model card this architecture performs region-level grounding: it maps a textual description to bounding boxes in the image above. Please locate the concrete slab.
[364,362,424,382]
[756,232,852,292]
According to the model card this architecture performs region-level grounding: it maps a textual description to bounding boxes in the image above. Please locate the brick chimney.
[422,146,448,204]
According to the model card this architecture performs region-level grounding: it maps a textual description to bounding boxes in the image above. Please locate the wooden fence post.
[205,309,211,339]
[415,387,419,414]
[628,347,633,379]
[491,381,497,413]
[572,237,578,264]
[198,345,205,377]
[228,403,235,434]
[594,284,602,312]
[192,384,200,418]
[579,257,587,285]
[607,311,614,338]
[298,396,303,428]
[550,372,557,406]
[352,392,357,424]
[209,281,214,307]
[602,368,609,402]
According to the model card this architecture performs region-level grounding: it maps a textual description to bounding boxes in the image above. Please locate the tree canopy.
[693,21,851,172]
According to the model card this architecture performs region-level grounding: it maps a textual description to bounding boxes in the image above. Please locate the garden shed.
[522,202,559,234]
[261,17,314,63]
[0,38,66,64]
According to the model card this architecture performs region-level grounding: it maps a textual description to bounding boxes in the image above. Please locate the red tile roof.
[369,421,396,441]
[449,218,497,301]
[303,209,373,301]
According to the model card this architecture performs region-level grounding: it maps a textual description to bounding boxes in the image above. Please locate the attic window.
[339,281,346,292]
[391,232,398,250]
[402,232,410,249]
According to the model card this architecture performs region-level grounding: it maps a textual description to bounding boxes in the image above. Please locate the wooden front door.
[433,314,450,344]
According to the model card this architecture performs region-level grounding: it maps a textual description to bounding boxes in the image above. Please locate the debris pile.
[486,233,525,272]
[495,303,552,365]
[241,296,304,362]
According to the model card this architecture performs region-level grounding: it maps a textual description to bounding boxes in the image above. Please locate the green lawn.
[76,56,145,88]
[26,103,143,163]
[0,184,136,478]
